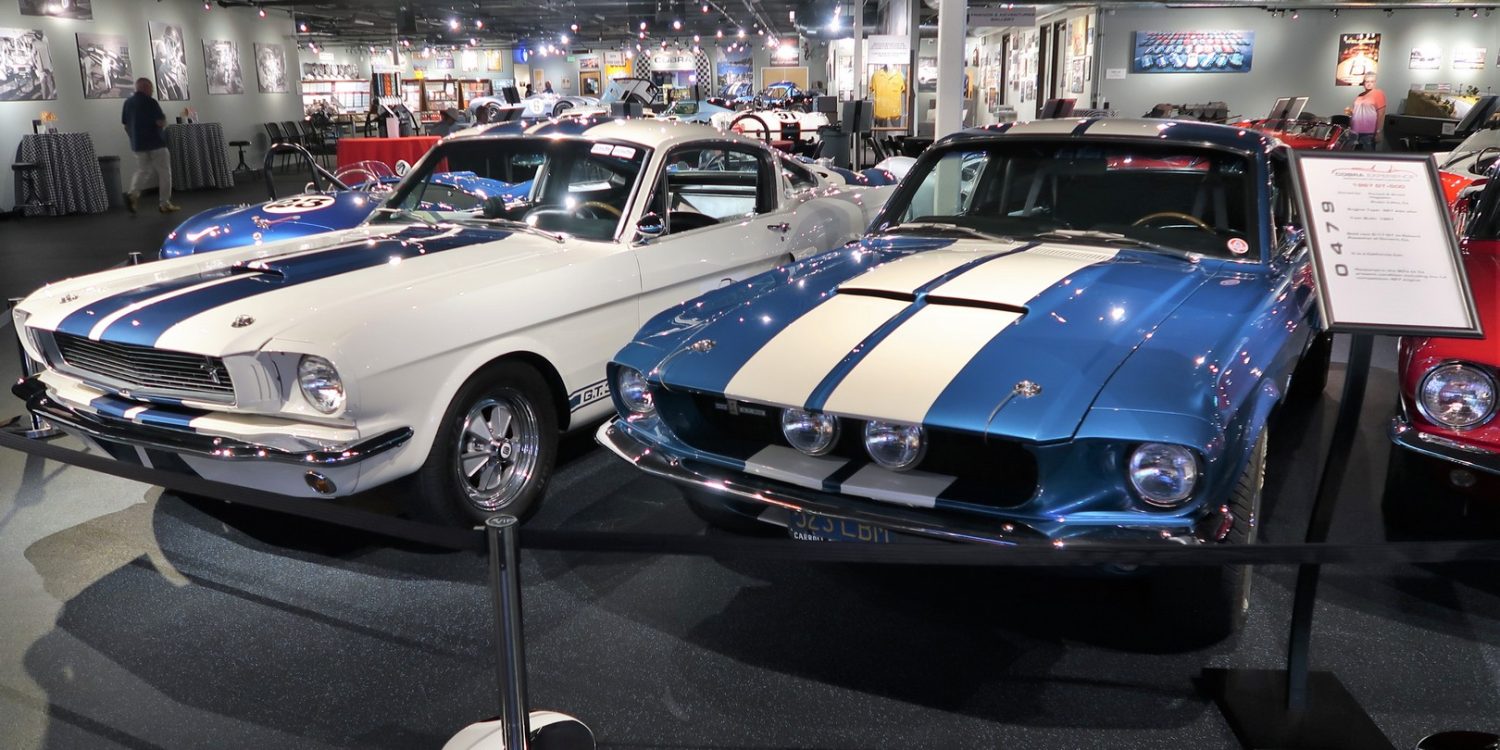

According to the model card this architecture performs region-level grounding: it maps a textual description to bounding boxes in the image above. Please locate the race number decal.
[261,195,336,214]
[394,159,412,176]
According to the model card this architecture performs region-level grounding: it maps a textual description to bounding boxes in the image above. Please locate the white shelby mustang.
[12,120,895,525]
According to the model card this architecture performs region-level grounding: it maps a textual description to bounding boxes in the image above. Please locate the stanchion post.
[5,297,61,440]
[1204,332,1393,750]
[487,516,530,750]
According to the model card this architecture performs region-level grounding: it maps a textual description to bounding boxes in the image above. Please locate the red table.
[336,136,441,173]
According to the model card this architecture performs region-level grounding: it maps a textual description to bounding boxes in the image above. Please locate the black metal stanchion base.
[1202,668,1394,750]
[1,416,62,440]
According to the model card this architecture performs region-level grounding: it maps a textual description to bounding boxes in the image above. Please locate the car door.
[633,140,797,317]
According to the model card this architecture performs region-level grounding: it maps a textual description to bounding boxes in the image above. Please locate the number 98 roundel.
[262,195,337,214]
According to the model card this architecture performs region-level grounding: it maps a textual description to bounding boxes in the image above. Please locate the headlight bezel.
[863,420,927,472]
[1127,442,1200,508]
[1417,361,1497,431]
[297,354,346,415]
[781,408,840,456]
[616,366,655,416]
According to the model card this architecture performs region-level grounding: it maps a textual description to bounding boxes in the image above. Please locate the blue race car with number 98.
[598,119,1332,636]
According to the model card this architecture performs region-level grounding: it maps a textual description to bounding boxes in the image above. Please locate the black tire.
[684,487,780,536]
[1148,429,1267,642]
[552,101,573,117]
[1288,331,1332,403]
[406,361,559,526]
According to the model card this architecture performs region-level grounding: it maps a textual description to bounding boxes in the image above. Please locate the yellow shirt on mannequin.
[871,68,906,120]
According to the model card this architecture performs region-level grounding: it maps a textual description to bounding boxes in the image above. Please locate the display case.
[300,79,370,114]
[400,79,423,119]
[458,79,494,108]
[421,80,460,123]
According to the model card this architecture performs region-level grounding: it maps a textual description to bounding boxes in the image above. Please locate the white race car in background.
[468,78,657,122]
[714,109,831,151]
[12,120,894,526]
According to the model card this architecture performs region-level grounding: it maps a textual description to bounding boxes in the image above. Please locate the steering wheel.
[1131,211,1215,233]
[573,201,622,219]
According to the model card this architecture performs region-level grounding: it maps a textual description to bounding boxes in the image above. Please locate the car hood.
[25,223,560,357]
[160,192,383,258]
[651,236,1217,443]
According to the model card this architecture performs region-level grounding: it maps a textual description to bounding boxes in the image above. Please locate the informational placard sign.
[866,35,910,66]
[968,5,1037,27]
[1292,152,1482,337]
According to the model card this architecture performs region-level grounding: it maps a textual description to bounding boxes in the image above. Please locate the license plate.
[787,511,892,543]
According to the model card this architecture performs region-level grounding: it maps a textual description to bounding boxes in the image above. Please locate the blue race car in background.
[161,145,530,258]
[598,119,1331,638]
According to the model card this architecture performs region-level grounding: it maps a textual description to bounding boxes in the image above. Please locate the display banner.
[1292,152,1482,337]
[968,5,1036,27]
[1335,33,1379,86]
[866,35,910,66]
[650,50,695,71]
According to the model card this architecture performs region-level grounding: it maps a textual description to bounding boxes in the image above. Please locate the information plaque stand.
[1207,151,1483,749]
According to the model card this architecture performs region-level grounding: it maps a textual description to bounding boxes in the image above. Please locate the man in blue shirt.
[120,78,179,214]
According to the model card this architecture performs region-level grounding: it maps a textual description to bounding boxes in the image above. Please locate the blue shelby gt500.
[598,118,1331,634]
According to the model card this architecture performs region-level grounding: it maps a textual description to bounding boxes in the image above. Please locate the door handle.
[719,277,735,287]
[766,222,790,232]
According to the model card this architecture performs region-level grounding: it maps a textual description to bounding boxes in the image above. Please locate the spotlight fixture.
[257,6,266,17]
[571,22,579,31]
[757,27,764,35]
[640,20,648,29]
[702,3,708,11]
[672,18,682,29]
[449,18,460,30]
[475,19,483,28]
[1289,9,1298,19]
[715,28,722,38]
[1330,8,1337,17]
[469,37,477,46]
[299,21,308,31]
[1474,8,1481,17]
[203,1,209,8]
[737,28,745,37]
[693,33,700,42]
[561,33,569,44]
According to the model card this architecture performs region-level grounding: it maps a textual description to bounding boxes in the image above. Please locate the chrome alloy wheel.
[455,395,541,512]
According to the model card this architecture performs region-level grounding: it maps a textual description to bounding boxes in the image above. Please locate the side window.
[1269,158,1303,251]
[653,143,771,236]
[781,157,818,192]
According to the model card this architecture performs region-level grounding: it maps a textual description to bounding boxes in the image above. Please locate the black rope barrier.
[5,424,1500,568]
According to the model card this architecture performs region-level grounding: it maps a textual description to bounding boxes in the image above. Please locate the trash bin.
[98,155,123,210]
[817,126,851,170]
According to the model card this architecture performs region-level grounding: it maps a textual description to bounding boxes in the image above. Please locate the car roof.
[941,117,1282,155]
[446,116,761,150]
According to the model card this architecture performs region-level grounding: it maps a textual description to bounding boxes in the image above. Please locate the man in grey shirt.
[120,77,180,214]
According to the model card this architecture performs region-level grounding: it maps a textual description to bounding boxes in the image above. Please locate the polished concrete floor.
[1,183,1498,749]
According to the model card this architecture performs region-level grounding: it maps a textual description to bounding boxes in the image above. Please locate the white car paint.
[13,121,894,503]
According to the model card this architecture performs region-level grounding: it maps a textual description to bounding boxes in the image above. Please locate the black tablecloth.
[165,122,234,190]
[15,133,108,217]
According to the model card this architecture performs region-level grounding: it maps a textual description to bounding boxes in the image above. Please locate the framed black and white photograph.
[19,0,91,20]
[148,22,190,101]
[202,39,243,95]
[254,42,288,93]
[76,32,133,99]
[0,28,55,101]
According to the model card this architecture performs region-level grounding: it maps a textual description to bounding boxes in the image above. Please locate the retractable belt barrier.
[3,424,1499,569]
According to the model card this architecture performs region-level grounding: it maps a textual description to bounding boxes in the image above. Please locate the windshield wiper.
[371,206,439,229]
[883,222,1014,243]
[1024,229,1203,262]
[461,217,567,243]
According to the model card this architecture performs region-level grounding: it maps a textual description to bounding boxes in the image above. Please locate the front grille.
[659,391,1039,509]
[52,332,235,402]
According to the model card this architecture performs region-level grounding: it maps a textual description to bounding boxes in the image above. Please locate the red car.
[1386,186,1500,532]
[1230,118,1351,151]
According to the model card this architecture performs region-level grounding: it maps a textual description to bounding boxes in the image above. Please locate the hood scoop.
[837,287,1027,315]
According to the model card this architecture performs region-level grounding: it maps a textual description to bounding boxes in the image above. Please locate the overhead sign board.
[1292,151,1482,337]
[866,35,910,66]
[968,5,1037,27]
[651,50,696,71]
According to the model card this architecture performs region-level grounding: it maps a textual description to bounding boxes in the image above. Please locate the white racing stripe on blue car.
[930,244,1117,305]
[837,243,1011,295]
[822,305,1022,423]
[723,294,908,409]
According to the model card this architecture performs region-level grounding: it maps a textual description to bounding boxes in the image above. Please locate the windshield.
[669,100,700,116]
[373,137,650,242]
[884,142,1258,259]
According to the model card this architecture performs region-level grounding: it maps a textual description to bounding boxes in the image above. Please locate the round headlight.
[1420,363,1496,429]
[863,420,926,471]
[616,367,655,415]
[1128,443,1198,507]
[297,355,345,414]
[781,408,839,455]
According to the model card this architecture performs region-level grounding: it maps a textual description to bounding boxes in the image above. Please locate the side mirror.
[636,212,665,242]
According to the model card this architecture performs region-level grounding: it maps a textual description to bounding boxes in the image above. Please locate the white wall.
[1094,6,1500,120]
[0,0,302,209]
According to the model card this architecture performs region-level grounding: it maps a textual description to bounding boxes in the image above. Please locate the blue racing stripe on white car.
[95,226,510,346]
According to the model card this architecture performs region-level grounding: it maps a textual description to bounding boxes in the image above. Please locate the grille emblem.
[687,339,716,353]
[231,315,255,328]
[1013,380,1042,398]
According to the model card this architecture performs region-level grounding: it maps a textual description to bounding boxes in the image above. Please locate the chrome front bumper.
[14,376,412,468]
[597,419,1230,546]
[1390,415,1500,477]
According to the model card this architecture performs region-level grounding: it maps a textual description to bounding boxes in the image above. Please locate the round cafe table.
[165,122,234,190]
[15,132,108,217]
[337,136,441,174]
